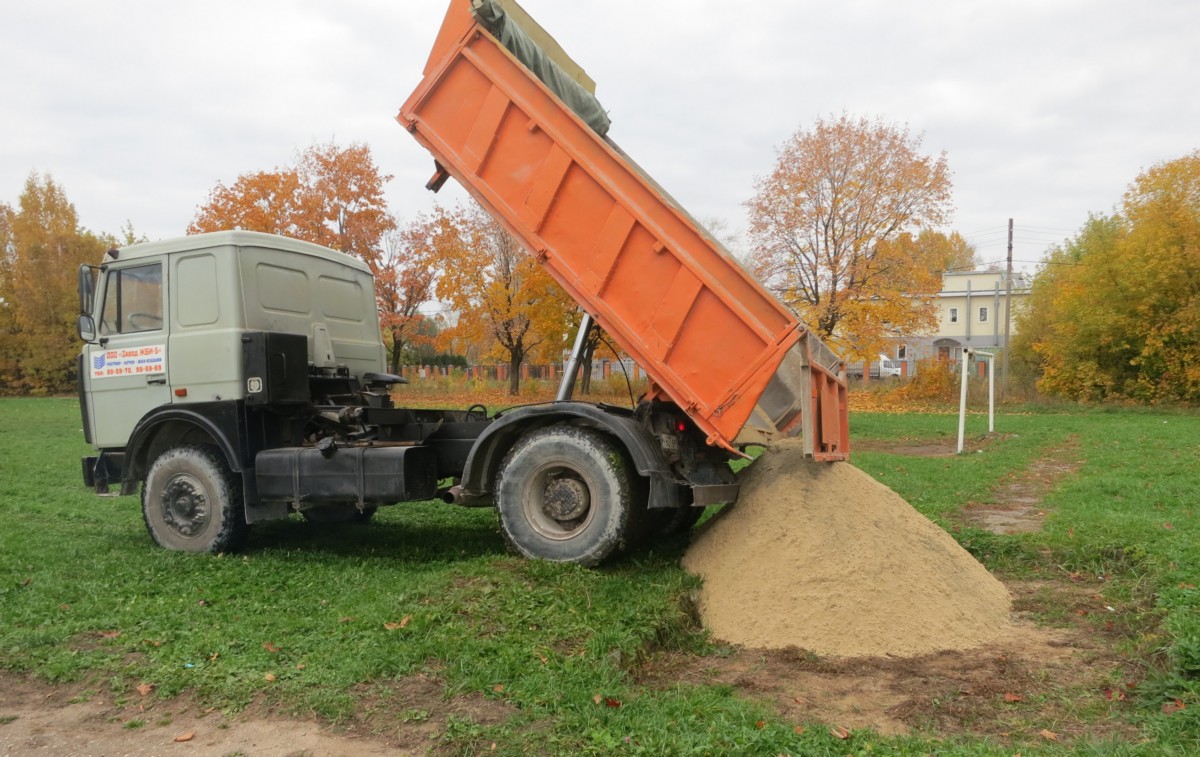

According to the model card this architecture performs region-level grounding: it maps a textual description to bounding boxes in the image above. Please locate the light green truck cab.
[79,230,385,450]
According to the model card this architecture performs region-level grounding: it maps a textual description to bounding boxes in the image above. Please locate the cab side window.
[100,264,163,335]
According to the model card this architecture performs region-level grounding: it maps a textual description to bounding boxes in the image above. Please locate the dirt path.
[962,436,1083,534]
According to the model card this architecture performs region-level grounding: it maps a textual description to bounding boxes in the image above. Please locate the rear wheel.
[649,499,706,537]
[142,445,249,553]
[495,425,640,567]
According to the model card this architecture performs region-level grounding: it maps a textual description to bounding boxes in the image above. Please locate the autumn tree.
[426,203,575,395]
[0,173,108,394]
[190,141,396,263]
[1014,151,1200,402]
[745,114,953,360]
[376,219,437,374]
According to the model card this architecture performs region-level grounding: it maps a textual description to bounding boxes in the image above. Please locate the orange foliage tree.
[0,173,108,394]
[190,142,395,259]
[425,203,575,395]
[745,114,954,360]
[377,219,438,374]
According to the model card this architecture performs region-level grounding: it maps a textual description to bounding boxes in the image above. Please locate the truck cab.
[78,231,385,450]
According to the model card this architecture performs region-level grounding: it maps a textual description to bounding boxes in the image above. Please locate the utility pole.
[1002,218,1013,397]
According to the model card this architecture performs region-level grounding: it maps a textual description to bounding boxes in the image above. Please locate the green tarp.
[471,0,612,136]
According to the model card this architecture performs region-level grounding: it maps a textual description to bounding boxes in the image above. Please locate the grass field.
[1,397,1199,755]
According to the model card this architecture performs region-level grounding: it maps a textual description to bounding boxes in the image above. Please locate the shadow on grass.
[245,504,507,564]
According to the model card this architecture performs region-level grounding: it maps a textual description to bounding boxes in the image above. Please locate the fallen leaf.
[828,725,850,740]
[492,684,505,694]
[384,622,401,631]
[399,615,411,628]
[263,642,281,653]
[174,732,195,743]
[793,726,805,735]
[605,698,622,708]
[592,694,603,705]
[755,720,766,729]
[264,672,277,682]
[1162,699,1186,715]
[136,683,155,697]
[1163,522,1174,530]
[1104,688,1126,701]
[1004,692,1023,703]
[1040,729,1058,741]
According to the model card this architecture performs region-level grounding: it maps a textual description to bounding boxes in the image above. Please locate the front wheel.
[142,445,249,553]
[495,425,640,567]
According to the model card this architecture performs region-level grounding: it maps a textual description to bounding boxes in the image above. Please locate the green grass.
[2,398,1200,754]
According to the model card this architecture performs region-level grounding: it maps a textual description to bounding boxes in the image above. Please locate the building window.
[979,306,989,323]
[897,344,907,360]
[949,307,959,323]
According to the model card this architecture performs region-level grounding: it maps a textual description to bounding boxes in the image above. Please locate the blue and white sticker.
[91,344,166,379]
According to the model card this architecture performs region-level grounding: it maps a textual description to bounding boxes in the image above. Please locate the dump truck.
[75,0,849,566]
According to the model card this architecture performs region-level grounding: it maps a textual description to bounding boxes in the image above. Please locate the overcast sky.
[3,0,1196,271]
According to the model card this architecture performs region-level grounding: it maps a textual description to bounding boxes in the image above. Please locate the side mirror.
[77,314,97,343]
[77,265,96,315]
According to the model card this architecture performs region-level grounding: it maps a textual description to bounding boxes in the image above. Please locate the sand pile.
[682,440,1012,658]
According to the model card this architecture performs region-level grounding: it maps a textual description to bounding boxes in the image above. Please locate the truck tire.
[142,445,249,554]
[495,425,639,567]
[300,505,377,524]
[649,500,706,537]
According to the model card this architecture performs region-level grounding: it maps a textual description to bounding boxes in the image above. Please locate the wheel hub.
[542,477,590,521]
[160,475,210,537]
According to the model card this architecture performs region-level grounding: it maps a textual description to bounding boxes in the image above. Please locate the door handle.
[147,376,167,385]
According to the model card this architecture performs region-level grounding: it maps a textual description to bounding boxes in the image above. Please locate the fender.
[119,402,244,495]
[456,401,682,509]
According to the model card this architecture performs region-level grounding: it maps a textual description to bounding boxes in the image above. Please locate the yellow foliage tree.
[425,203,575,395]
[745,114,954,360]
[1014,150,1200,402]
[0,173,108,394]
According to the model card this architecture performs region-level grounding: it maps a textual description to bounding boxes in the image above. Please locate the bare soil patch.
[852,434,1007,457]
[0,670,516,757]
[637,578,1143,744]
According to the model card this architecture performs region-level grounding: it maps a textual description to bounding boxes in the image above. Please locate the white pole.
[988,353,995,433]
[957,349,970,454]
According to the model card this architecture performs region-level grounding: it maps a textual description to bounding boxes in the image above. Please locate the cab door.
[84,260,172,449]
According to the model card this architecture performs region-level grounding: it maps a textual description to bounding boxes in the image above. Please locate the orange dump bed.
[398,0,848,460]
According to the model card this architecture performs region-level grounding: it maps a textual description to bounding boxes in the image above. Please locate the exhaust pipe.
[440,485,493,508]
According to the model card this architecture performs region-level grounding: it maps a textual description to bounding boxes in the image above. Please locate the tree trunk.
[389,330,403,374]
[508,349,523,396]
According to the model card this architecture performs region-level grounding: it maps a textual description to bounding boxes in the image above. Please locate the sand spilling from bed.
[682,440,1012,658]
